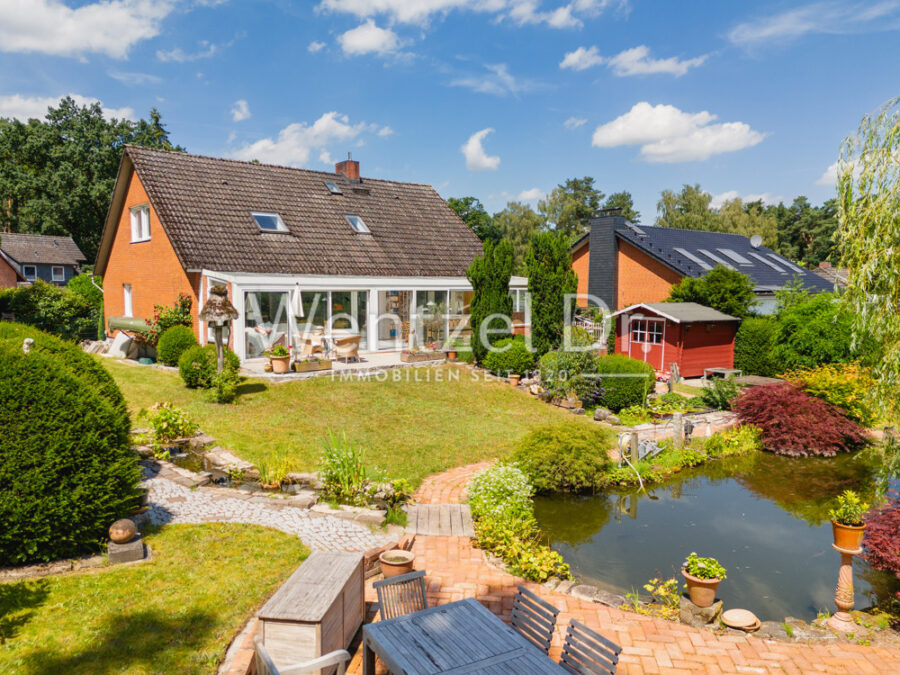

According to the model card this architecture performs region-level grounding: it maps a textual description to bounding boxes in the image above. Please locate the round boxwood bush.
[0,322,129,435]
[157,324,199,366]
[178,344,240,388]
[483,336,534,377]
[510,423,614,493]
[0,341,141,565]
[734,317,778,377]
[595,354,655,412]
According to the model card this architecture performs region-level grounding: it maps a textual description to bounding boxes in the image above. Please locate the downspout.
[89,273,104,294]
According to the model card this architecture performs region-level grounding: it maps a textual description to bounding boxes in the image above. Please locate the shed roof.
[611,302,741,323]
[0,232,85,266]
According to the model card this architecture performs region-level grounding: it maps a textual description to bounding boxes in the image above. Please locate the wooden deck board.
[405,504,475,537]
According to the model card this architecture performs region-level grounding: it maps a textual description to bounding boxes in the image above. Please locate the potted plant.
[266,344,291,374]
[293,356,332,373]
[379,549,415,578]
[829,490,869,550]
[509,374,521,387]
[681,552,727,607]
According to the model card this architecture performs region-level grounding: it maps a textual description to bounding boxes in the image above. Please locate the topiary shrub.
[510,423,613,493]
[483,336,534,377]
[734,317,778,377]
[0,341,141,565]
[178,344,240,388]
[732,383,866,457]
[595,354,655,412]
[157,325,199,366]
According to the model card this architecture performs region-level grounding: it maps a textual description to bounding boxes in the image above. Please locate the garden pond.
[534,451,900,622]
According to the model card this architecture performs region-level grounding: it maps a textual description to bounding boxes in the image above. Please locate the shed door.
[628,318,665,371]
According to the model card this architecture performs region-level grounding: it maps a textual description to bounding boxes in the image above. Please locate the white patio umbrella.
[291,285,305,318]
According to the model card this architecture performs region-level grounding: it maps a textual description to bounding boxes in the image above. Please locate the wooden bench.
[257,551,364,675]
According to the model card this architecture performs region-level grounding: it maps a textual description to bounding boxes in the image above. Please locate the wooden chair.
[510,585,560,654]
[294,332,324,358]
[253,636,350,675]
[372,570,428,620]
[559,619,622,674]
[332,334,361,363]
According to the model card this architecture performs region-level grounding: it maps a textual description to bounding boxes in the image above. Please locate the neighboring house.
[572,212,834,315]
[610,302,740,376]
[0,232,86,287]
[0,249,25,288]
[94,146,524,361]
[812,261,849,289]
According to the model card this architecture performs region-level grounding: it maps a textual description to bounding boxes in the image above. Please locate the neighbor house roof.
[812,262,849,288]
[95,146,484,277]
[0,232,85,266]
[0,249,25,281]
[611,302,740,323]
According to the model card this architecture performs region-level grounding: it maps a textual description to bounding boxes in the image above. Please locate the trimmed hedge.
[595,354,655,412]
[734,317,778,377]
[483,336,534,377]
[0,340,141,565]
[510,423,613,493]
[178,344,240,389]
[157,325,199,367]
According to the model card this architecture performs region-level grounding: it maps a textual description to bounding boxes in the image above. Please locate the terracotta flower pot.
[270,355,291,374]
[447,350,457,361]
[832,520,865,551]
[682,569,721,608]
[379,549,415,578]
[509,374,521,387]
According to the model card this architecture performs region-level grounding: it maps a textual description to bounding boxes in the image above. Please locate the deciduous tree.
[538,177,603,241]
[667,265,756,318]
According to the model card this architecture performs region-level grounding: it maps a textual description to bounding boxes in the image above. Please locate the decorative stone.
[528,384,543,396]
[679,596,723,628]
[593,407,612,421]
[108,535,145,564]
[109,518,136,544]
[572,407,585,415]
[606,414,621,425]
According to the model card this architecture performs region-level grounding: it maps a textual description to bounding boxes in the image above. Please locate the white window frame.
[123,284,133,317]
[252,212,288,233]
[51,266,65,282]
[130,204,151,242]
[23,265,36,280]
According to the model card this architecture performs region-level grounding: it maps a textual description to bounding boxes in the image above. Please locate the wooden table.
[363,598,567,674]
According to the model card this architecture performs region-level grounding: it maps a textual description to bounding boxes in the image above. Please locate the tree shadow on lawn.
[0,580,50,644]
[18,607,217,675]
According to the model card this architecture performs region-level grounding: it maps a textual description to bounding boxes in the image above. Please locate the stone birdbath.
[199,284,239,372]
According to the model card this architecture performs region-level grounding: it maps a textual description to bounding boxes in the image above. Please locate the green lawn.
[104,361,590,486]
[0,524,307,675]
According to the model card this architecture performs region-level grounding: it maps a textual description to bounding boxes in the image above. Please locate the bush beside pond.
[510,423,614,493]
[595,354,655,412]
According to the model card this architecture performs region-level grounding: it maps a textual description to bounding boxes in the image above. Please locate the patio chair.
[373,570,428,620]
[294,332,323,358]
[332,334,361,363]
[253,636,350,675]
[559,619,622,675]
[510,585,560,654]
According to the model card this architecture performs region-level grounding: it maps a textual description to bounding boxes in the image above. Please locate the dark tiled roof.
[123,145,483,276]
[614,224,834,293]
[0,232,85,266]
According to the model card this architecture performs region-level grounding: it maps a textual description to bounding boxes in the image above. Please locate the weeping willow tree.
[835,97,900,417]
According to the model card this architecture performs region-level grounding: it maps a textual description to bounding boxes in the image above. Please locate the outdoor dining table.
[362,597,568,674]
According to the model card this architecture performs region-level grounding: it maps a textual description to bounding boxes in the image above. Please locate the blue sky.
[1,1,898,222]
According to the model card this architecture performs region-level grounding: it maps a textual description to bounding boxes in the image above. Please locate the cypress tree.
[467,239,514,363]
[527,231,578,357]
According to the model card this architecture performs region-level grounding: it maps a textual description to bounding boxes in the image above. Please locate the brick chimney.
[335,153,360,180]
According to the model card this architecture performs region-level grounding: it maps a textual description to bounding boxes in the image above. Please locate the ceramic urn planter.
[270,355,291,374]
[832,521,865,551]
[379,549,415,578]
[682,569,721,608]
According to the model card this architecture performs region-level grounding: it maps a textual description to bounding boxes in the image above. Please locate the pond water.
[534,452,900,622]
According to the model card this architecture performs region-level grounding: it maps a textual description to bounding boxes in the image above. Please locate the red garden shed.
[610,302,741,378]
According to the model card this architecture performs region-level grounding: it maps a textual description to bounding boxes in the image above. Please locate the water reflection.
[534,452,899,621]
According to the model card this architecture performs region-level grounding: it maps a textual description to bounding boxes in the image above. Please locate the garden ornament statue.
[22,337,33,354]
[198,284,239,372]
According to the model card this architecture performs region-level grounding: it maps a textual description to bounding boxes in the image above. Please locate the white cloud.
[461,128,500,171]
[308,40,327,53]
[709,190,784,209]
[157,41,220,63]
[561,44,706,76]
[817,160,840,186]
[231,99,251,122]
[232,111,377,166]
[0,93,133,121]
[592,102,767,163]
[729,1,900,47]
[0,0,175,59]
[377,125,394,137]
[319,149,333,164]
[108,70,162,85]
[338,19,401,56]
[564,116,587,129]
[518,187,544,200]
[451,63,534,97]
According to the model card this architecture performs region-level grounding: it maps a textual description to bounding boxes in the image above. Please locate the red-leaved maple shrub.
[732,383,865,457]
[863,496,900,601]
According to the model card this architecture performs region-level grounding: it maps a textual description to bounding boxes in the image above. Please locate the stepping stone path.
[141,464,394,553]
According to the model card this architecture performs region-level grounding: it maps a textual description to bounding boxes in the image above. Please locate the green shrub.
[210,369,240,404]
[319,430,368,505]
[734,317,778,377]
[772,290,855,369]
[157,325,199,366]
[538,327,603,405]
[178,344,239,388]
[700,377,741,410]
[145,402,198,443]
[510,423,613,493]
[0,341,141,565]
[703,425,763,458]
[467,463,534,521]
[483,336,534,377]
[595,354,655,412]
[0,280,98,340]
[784,363,879,427]
[145,293,193,345]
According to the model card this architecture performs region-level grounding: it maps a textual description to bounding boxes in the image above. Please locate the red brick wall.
[572,239,590,305]
[0,256,18,288]
[616,240,683,310]
[103,169,200,335]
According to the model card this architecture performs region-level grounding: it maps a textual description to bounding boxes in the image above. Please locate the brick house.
[94,146,524,361]
[0,232,85,287]
[572,211,833,314]
[0,249,25,288]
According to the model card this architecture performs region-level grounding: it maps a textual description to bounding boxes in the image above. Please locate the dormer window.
[252,212,287,232]
[130,204,150,242]
[345,215,370,233]
[324,181,343,195]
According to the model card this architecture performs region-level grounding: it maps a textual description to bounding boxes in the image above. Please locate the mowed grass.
[0,524,307,675]
[104,361,589,486]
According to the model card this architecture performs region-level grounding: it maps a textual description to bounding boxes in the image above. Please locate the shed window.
[130,205,150,242]
[631,319,662,344]
[23,265,36,280]
[51,266,65,281]
[345,215,370,233]
[252,212,288,232]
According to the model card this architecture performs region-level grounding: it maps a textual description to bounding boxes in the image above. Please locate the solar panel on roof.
[717,248,752,265]
[697,248,736,270]
[767,253,804,273]
[749,252,787,273]
[673,247,712,271]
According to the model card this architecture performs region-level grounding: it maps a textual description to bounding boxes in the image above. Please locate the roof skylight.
[673,247,712,271]
[767,253,804,274]
[324,181,343,194]
[252,212,287,232]
[697,248,736,270]
[345,214,370,233]
[749,252,787,273]
[717,248,752,265]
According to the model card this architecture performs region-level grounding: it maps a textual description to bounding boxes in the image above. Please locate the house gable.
[616,239,683,309]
